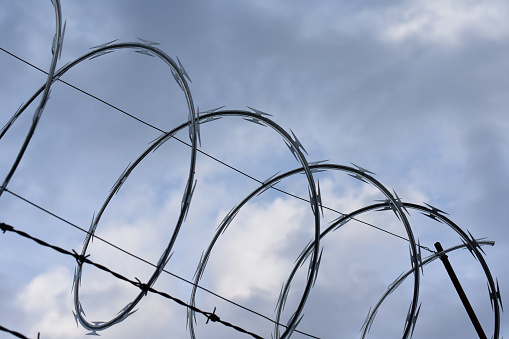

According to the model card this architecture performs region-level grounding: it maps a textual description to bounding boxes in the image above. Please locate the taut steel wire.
[0,1,502,338]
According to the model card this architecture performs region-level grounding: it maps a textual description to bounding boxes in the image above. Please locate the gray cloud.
[1,0,507,338]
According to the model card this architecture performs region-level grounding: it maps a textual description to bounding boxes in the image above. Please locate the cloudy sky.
[1,0,508,338]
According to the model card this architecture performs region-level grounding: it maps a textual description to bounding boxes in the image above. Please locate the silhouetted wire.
[0,46,432,254]
[0,47,431,338]
[0,45,431,338]
[3,188,321,339]
[0,222,265,339]
[0,324,34,339]
[0,47,164,134]
[0,44,433,337]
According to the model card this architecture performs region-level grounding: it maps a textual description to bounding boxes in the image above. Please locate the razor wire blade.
[0,1,502,338]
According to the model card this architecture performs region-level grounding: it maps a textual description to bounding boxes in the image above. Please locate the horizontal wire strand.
[3,188,321,339]
[0,222,265,339]
[0,46,431,253]
[0,46,433,338]
[0,324,33,339]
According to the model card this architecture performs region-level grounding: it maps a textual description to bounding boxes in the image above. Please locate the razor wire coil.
[0,1,502,338]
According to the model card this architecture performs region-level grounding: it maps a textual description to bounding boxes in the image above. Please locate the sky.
[0,0,508,338]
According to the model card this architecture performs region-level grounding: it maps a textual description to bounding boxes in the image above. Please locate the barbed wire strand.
[0,43,431,338]
[0,324,36,339]
[0,222,267,339]
[0,45,439,338]
[0,46,432,255]
[0,47,164,134]
[0,46,433,338]
[3,188,321,339]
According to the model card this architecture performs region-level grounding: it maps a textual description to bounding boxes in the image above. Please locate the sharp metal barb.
[316,180,324,217]
[59,20,66,59]
[285,141,299,161]
[468,230,486,255]
[246,106,272,116]
[171,69,184,91]
[496,279,503,311]
[351,162,376,175]
[421,211,443,223]
[177,57,191,82]
[290,129,308,155]
[309,160,329,166]
[89,49,114,60]
[393,189,410,215]
[388,271,406,294]
[137,37,160,46]
[348,173,369,184]
[85,329,100,336]
[72,310,79,327]
[2,11,502,338]
[243,117,266,126]
[423,202,449,215]
[200,106,226,115]
[90,39,118,50]
[135,48,155,57]
[199,115,222,124]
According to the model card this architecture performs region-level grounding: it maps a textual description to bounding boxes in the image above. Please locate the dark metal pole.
[434,242,487,339]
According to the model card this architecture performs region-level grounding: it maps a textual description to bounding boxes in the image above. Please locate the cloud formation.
[1,0,507,338]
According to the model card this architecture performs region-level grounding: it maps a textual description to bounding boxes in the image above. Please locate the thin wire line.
[0,324,33,339]
[0,46,429,253]
[0,47,164,133]
[3,188,320,339]
[0,222,265,339]
[0,46,430,337]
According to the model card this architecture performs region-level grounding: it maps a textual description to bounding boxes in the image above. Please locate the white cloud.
[258,0,509,46]
[380,0,509,45]
[16,266,80,339]
[2,0,508,337]
[208,197,307,300]
[14,265,191,338]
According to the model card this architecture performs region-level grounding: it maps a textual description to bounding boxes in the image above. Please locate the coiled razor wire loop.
[0,222,265,339]
[75,108,321,335]
[0,0,64,198]
[69,43,202,333]
[0,1,320,336]
[0,1,502,338]
[184,153,420,339]
[2,32,203,335]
